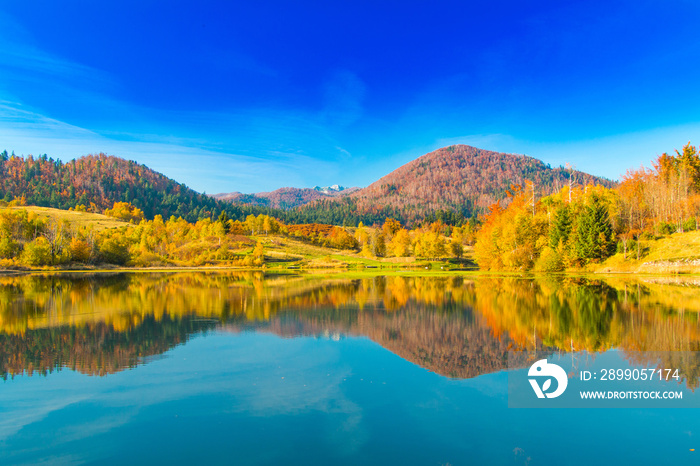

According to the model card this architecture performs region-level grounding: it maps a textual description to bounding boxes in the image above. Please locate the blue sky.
[1,1,700,193]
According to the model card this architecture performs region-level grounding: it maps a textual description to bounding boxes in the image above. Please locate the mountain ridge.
[347,144,614,220]
[284,145,615,225]
[215,144,614,225]
[1,145,614,227]
[213,185,359,209]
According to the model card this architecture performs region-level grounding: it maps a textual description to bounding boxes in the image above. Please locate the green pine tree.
[549,206,572,249]
[574,196,615,263]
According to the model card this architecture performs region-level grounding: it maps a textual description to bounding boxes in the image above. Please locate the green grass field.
[256,235,476,271]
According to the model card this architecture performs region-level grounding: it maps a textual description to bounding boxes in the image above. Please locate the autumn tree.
[382,218,402,237]
[617,168,649,259]
[369,230,386,257]
[355,222,369,248]
[449,237,463,258]
[105,202,145,223]
[252,241,265,266]
[389,229,411,257]
[22,237,52,265]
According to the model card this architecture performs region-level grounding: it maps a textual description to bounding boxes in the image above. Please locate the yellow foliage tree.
[105,202,145,223]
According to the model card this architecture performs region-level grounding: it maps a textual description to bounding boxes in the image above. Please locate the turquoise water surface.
[1,273,698,464]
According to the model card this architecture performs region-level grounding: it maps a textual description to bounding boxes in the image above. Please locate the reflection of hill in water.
[2,273,700,382]
[243,304,533,379]
[1,315,215,378]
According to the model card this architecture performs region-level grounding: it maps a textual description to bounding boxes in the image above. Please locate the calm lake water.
[1,272,699,465]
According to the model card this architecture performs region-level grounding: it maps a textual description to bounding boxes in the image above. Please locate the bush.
[657,222,676,235]
[98,237,131,265]
[131,251,163,267]
[69,238,92,263]
[534,247,564,272]
[104,202,145,223]
[683,217,697,232]
[0,235,18,259]
[22,237,52,266]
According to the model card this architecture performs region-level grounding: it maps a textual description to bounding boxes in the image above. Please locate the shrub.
[0,235,18,259]
[534,247,564,272]
[683,217,697,232]
[657,222,676,235]
[98,237,130,265]
[69,238,92,263]
[22,237,52,266]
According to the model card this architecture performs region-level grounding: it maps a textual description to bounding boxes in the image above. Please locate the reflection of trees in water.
[245,301,535,379]
[1,273,700,384]
[0,314,215,379]
[471,276,700,353]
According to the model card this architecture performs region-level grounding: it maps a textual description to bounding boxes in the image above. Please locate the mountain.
[349,145,614,221]
[290,145,615,226]
[313,184,353,195]
[0,151,279,222]
[2,145,615,227]
[213,185,359,209]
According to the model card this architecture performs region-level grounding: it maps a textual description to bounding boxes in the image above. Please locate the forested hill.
[0,151,279,222]
[292,145,615,226]
[0,147,614,227]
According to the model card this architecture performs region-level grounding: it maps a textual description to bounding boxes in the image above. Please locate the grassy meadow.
[8,206,127,231]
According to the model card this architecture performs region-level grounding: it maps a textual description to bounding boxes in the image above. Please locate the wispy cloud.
[0,101,342,193]
[0,23,358,193]
[0,13,118,104]
[0,11,353,193]
[0,333,369,461]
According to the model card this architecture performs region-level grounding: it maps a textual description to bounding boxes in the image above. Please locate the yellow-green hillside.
[8,206,127,231]
[598,230,700,274]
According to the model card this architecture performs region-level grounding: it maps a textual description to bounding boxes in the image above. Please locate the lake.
[1,272,699,465]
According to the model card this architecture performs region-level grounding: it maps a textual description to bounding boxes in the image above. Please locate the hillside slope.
[288,145,614,226]
[0,151,278,222]
[7,206,127,231]
[598,230,700,274]
[349,145,613,222]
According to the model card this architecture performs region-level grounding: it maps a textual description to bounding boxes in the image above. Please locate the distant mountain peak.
[313,184,346,194]
[214,184,359,209]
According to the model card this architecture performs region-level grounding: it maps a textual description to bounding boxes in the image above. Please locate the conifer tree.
[573,196,615,262]
[549,206,572,249]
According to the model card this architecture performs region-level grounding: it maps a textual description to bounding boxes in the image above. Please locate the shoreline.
[2,264,699,279]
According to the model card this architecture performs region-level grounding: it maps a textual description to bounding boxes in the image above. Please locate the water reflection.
[1,272,700,384]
